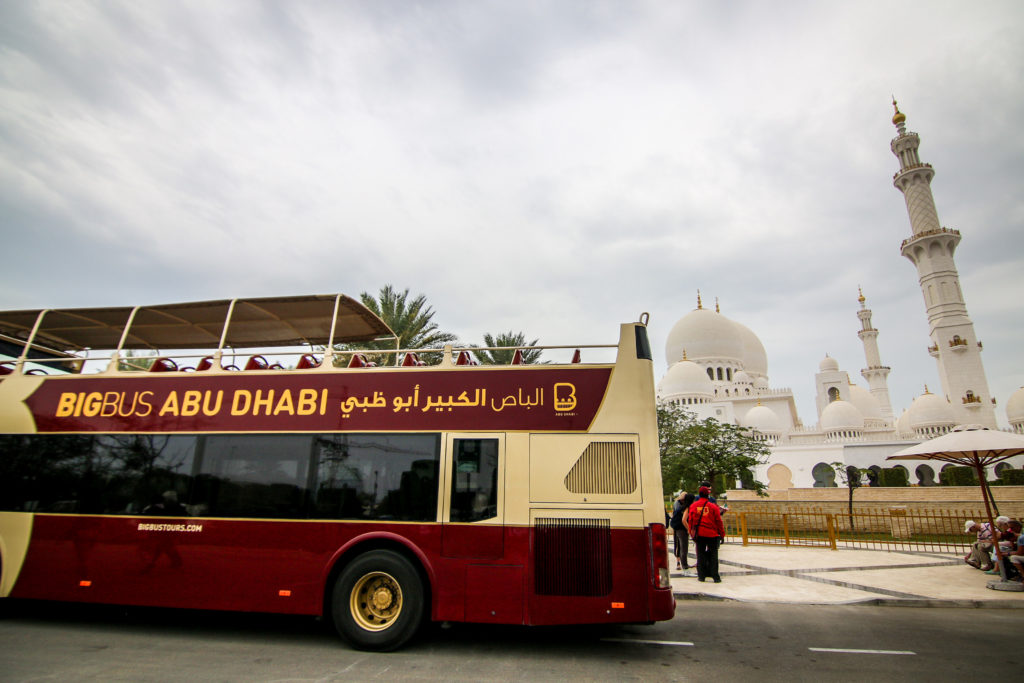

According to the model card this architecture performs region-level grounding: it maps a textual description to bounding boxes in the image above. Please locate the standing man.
[687,485,725,583]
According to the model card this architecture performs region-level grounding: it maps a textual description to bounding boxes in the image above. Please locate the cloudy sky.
[2,1,1022,425]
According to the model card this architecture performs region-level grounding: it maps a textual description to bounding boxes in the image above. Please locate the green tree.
[657,402,770,497]
[473,331,544,365]
[338,285,459,364]
[831,462,869,531]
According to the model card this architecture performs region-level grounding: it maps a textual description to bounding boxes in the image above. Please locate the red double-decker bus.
[0,294,674,650]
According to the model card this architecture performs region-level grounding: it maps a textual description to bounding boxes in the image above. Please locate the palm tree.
[474,331,543,365]
[337,285,458,365]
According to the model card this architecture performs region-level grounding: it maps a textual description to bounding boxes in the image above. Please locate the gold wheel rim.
[350,571,403,632]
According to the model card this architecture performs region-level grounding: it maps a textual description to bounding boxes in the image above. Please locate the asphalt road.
[0,600,1020,681]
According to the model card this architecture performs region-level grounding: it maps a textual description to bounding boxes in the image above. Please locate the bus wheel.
[331,550,424,651]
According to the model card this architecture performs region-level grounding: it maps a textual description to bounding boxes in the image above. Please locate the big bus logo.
[553,383,577,412]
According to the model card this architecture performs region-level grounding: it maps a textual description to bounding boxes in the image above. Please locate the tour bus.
[0,294,674,650]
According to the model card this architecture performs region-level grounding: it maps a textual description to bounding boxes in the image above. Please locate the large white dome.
[665,308,744,365]
[820,400,864,431]
[658,360,714,397]
[664,305,768,375]
[907,391,956,431]
[734,320,768,377]
[848,384,882,419]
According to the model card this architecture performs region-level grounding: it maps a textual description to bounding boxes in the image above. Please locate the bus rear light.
[611,602,624,609]
[649,523,670,589]
[79,580,92,587]
[278,590,292,597]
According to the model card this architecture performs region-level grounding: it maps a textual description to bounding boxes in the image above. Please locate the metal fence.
[723,506,982,553]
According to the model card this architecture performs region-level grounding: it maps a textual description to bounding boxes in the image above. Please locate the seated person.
[1001,520,1023,581]
[964,520,994,570]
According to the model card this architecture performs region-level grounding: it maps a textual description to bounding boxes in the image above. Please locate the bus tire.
[330,549,424,651]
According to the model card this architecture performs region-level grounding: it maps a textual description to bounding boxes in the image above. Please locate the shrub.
[877,467,909,487]
[940,466,979,486]
[996,468,1024,486]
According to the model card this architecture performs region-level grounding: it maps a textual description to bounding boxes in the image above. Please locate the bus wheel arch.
[323,539,432,651]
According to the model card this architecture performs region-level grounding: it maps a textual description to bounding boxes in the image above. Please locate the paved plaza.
[672,540,1024,606]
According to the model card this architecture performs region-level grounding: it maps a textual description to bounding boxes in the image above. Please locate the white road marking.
[601,638,694,647]
[809,648,916,655]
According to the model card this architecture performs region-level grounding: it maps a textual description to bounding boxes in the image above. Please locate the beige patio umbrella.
[888,424,1024,584]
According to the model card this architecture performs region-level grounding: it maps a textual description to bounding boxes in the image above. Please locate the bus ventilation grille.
[564,442,637,494]
[534,518,612,596]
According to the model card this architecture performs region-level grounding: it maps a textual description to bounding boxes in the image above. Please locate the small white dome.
[896,408,911,435]
[753,376,770,390]
[820,399,864,431]
[907,391,957,430]
[658,359,714,398]
[848,384,882,419]
[819,355,839,372]
[1007,387,1024,425]
[733,370,752,385]
[743,404,782,433]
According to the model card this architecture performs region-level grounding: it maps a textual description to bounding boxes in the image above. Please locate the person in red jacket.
[687,485,725,583]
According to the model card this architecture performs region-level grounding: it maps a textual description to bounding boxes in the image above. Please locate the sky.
[1,1,1022,425]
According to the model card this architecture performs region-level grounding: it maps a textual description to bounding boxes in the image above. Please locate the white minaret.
[890,100,996,428]
[856,287,894,421]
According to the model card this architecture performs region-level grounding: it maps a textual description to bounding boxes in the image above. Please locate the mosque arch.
[866,465,881,486]
[915,464,936,486]
[828,387,840,403]
[767,464,793,490]
[812,462,837,488]
[995,462,1013,480]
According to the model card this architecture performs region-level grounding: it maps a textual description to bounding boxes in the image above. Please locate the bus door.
[440,434,521,623]
[440,434,504,558]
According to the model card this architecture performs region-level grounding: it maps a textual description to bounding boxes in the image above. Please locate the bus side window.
[449,438,498,523]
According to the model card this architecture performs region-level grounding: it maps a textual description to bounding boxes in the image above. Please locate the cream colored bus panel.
[529,508,645,528]
[0,512,34,597]
[529,434,641,504]
[0,376,46,433]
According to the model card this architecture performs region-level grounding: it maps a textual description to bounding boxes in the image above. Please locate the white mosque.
[657,103,1024,489]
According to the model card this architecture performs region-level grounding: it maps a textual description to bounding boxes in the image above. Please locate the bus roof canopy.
[0,294,394,353]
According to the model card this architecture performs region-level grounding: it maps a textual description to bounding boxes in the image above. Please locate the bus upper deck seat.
[244,355,270,371]
[149,357,178,372]
[297,354,321,369]
[401,353,426,367]
[348,354,376,368]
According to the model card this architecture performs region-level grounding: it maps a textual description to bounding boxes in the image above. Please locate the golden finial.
[858,285,865,305]
[696,290,703,310]
[715,297,720,313]
[923,384,930,394]
[892,97,906,125]
[682,349,688,361]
